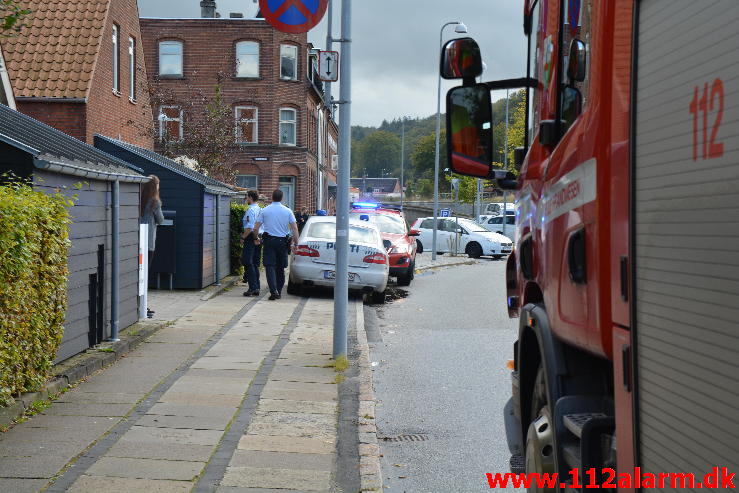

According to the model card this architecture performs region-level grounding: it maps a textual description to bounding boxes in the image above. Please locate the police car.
[286,216,389,303]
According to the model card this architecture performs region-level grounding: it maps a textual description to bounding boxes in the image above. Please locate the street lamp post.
[432,21,467,261]
[400,117,405,210]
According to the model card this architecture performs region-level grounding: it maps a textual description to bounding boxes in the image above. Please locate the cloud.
[137,0,527,126]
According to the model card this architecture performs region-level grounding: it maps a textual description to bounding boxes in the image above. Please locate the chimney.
[200,0,216,18]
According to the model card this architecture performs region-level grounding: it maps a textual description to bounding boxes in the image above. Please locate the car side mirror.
[408,229,420,237]
[382,239,392,250]
[446,84,493,178]
[440,37,483,81]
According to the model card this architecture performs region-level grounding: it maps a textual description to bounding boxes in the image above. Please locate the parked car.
[287,216,389,303]
[477,214,516,235]
[349,202,417,286]
[483,202,516,216]
[410,216,513,259]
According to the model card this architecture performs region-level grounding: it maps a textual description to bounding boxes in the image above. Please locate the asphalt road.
[367,258,523,492]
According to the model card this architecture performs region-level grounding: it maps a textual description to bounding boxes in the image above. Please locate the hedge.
[230,202,247,274]
[0,181,72,405]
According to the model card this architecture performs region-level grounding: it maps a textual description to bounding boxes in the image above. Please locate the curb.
[415,258,477,274]
[0,276,240,430]
[355,300,383,492]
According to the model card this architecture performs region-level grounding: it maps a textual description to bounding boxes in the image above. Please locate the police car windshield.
[308,222,378,244]
[349,213,406,235]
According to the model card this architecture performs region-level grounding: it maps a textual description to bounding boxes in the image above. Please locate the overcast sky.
[137,0,526,127]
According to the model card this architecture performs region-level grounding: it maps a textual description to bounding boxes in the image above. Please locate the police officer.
[253,190,299,300]
[241,190,261,297]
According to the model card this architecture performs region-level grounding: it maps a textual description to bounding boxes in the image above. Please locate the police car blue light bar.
[352,202,380,209]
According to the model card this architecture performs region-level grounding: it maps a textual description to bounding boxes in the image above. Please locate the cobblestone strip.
[355,301,383,492]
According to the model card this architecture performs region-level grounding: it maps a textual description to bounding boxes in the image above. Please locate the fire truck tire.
[524,366,557,492]
[466,242,483,258]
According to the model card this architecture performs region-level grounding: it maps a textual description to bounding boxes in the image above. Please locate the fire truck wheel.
[466,242,483,258]
[525,366,556,492]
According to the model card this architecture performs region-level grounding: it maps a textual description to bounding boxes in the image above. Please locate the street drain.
[381,434,429,442]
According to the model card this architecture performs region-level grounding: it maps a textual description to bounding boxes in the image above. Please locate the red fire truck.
[442,0,738,490]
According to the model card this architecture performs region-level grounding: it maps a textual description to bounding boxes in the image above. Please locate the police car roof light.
[352,202,380,209]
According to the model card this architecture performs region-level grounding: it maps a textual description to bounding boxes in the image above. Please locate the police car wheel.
[286,280,301,296]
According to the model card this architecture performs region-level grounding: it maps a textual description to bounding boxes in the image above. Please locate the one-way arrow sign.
[318,50,339,82]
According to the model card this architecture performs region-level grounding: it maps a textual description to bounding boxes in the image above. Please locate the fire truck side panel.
[633,0,739,481]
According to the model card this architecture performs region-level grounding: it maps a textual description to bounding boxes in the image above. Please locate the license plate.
[502,249,512,253]
[324,271,356,281]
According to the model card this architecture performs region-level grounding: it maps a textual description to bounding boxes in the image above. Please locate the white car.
[477,214,516,236]
[410,216,513,259]
[287,216,389,303]
[483,202,516,216]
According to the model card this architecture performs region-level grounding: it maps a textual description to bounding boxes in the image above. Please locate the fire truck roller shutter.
[633,0,739,485]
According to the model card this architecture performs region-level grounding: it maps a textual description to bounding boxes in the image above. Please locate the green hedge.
[230,202,247,274]
[0,181,72,405]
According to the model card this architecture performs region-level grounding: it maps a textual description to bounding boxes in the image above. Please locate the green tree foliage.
[410,130,446,182]
[1,0,31,35]
[0,180,72,405]
[352,130,401,177]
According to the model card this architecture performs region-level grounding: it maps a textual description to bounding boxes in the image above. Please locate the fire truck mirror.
[440,38,483,80]
[567,39,587,82]
[446,84,493,178]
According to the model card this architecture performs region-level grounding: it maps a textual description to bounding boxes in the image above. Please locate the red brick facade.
[7,0,154,147]
[139,17,338,212]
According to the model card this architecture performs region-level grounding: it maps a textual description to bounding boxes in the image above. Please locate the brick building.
[1,0,154,147]
[139,3,338,212]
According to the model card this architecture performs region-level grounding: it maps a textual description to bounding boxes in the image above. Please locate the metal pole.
[503,89,509,237]
[400,118,405,209]
[325,0,333,105]
[433,21,459,261]
[110,180,120,341]
[333,0,351,360]
[215,195,221,286]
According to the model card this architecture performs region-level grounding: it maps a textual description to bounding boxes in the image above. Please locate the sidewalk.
[0,286,366,492]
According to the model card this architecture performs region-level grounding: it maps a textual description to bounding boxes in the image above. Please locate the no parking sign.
[259,0,328,34]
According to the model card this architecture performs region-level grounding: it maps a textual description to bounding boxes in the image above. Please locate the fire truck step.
[563,442,582,471]
[563,412,609,439]
[509,453,525,474]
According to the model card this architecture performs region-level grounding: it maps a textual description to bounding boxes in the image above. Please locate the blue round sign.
[259,0,328,34]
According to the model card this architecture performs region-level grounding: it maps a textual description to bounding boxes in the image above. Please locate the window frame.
[235,106,258,144]
[235,175,259,190]
[279,107,297,146]
[158,40,184,77]
[112,24,120,93]
[128,37,136,102]
[280,44,298,81]
[235,41,260,78]
[159,105,183,142]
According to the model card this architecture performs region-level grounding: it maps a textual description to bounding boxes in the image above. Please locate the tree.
[354,130,400,177]
[410,130,446,181]
[1,0,30,35]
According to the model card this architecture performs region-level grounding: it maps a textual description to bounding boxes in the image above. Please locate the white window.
[235,106,258,143]
[159,106,183,142]
[128,37,136,101]
[280,44,297,80]
[235,175,258,189]
[159,41,183,76]
[235,41,259,78]
[112,24,120,92]
[279,108,296,146]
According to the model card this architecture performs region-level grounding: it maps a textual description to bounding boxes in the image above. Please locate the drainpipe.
[214,194,221,286]
[110,180,120,341]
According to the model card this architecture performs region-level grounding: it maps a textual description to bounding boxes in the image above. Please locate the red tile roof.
[1,0,109,99]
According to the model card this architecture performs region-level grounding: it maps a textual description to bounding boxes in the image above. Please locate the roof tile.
[1,0,110,99]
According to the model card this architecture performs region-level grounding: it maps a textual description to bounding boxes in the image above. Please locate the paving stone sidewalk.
[0,288,361,492]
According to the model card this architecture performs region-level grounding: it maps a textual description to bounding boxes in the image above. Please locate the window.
[235,175,258,189]
[526,0,541,146]
[159,41,183,76]
[280,44,297,80]
[235,41,259,78]
[235,106,258,143]
[420,219,434,229]
[128,37,136,101]
[309,222,378,244]
[112,24,120,93]
[159,106,183,142]
[279,108,296,145]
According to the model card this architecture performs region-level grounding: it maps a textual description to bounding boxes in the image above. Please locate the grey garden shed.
[0,105,148,362]
[94,136,236,290]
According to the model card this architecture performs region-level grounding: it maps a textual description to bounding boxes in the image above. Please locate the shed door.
[633,0,739,483]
